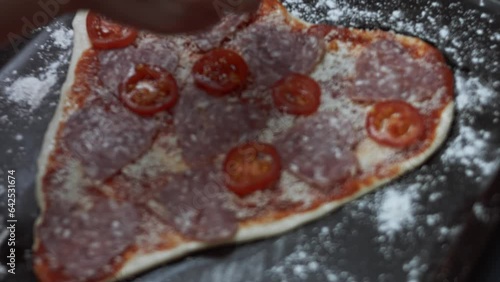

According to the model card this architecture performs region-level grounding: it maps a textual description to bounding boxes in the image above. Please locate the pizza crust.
[116,103,453,280]
[34,7,454,282]
[34,11,91,248]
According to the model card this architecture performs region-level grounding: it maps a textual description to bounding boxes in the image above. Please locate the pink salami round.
[230,22,325,87]
[62,98,158,181]
[98,36,180,94]
[174,86,270,165]
[38,196,139,280]
[352,39,449,102]
[191,13,250,51]
[154,169,238,242]
[277,112,361,189]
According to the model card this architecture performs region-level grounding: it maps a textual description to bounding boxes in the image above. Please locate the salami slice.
[352,39,449,102]
[229,22,325,87]
[191,13,249,51]
[36,196,138,281]
[152,169,237,242]
[174,86,270,165]
[98,36,180,94]
[319,75,356,99]
[61,98,158,181]
[277,112,361,189]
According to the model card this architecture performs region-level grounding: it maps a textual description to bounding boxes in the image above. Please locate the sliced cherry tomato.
[119,64,179,116]
[192,49,249,96]
[366,100,425,148]
[86,11,138,50]
[272,73,321,116]
[223,142,282,197]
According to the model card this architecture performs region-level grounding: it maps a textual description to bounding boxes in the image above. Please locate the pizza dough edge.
[115,102,453,281]
[33,10,91,250]
[33,10,455,282]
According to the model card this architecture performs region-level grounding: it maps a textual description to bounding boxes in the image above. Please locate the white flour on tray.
[5,61,60,110]
[1,23,72,112]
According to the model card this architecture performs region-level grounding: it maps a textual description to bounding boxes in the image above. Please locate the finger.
[82,0,260,34]
[84,0,218,34]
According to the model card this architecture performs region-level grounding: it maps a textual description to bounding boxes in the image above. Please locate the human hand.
[81,0,260,34]
[1,0,260,46]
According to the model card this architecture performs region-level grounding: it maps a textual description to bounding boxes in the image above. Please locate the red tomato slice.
[119,64,179,116]
[86,11,138,50]
[192,49,249,96]
[223,142,282,197]
[366,101,425,148]
[272,73,321,116]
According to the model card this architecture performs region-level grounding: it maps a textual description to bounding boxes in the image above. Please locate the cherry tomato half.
[87,11,138,50]
[119,64,179,116]
[192,49,249,96]
[223,142,282,197]
[272,73,321,116]
[366,100,425,148]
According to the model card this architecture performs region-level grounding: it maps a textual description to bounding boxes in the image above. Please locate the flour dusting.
[268,246,358,282]
[440,72,500,180]
[2,24,73,112]
[473,202,491,223]
[442,125,498,179]
[455,73,497,113]
[377,188,417,237]
[404,256,428,282]
[51,27,74,49]
[4,62,59,110]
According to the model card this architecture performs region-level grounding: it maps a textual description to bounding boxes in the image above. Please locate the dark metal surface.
[0,1,499,282]
[470,224,500,282]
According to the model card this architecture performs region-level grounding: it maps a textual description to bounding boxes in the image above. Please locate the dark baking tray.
[0,0,499,281]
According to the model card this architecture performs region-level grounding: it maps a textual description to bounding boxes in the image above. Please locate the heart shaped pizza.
[33,0,454,281]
